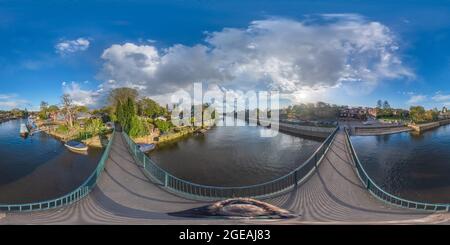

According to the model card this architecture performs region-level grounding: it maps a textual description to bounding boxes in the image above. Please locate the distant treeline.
[283,102,339,121]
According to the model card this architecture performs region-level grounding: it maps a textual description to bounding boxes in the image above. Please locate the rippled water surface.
[149,124,322,187]
[352,124,450,203]
[0,119,102,203]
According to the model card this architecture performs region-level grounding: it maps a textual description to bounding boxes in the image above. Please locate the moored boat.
[20,123,29,137]
[138,143,155,153]
[64,140,88,152]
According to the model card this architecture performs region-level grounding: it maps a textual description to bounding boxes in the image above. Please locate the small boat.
[20,123,29,137]
[65,140,88,152]
[138,143,155,153]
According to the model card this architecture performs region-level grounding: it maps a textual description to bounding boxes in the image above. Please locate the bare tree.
[61,94,75,127]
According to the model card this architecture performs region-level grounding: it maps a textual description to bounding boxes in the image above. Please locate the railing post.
[294,171,298,186]
[164,173,168,187]
[143,155,146,168]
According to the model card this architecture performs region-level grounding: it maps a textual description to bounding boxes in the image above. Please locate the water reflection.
[0,119,102,203]
[352,124,450,203]
[149,124,322,187]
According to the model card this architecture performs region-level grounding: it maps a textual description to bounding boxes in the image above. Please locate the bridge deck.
[1,130,448,224]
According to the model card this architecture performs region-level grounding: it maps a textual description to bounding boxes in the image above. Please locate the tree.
[377,100,383,109]
[116,97,137,134]
[39,101,49,119]
[40,101,48,111]
[48,105,59,113]
[116,101,124,124]
[137,98,167,118]
[11,108,24,118]
[410,106,426,124]
[61,94,75,127]
[383,101,391,110]
[128,116,147,138]
[108,87,138,111]
[76,105,89,113]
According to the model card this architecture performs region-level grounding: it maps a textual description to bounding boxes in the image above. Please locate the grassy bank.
[36,119,112,148]
[132,125,213,145]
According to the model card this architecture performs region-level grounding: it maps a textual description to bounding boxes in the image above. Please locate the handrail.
[0,130,116,212]
[122,126,339,200]
[344,128,449,212]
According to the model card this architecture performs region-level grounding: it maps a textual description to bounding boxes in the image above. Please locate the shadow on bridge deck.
[2,129,449,224]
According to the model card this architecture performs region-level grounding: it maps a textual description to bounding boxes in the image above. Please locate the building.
[339,107,367,120]
[367,108,379,118]
[392,109,409,118]
[439,106,450,119]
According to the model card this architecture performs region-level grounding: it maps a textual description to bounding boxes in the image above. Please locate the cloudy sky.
[1,0,450,110]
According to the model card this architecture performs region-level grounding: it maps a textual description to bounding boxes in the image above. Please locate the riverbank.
[354,125,412,136]
[0,119,103,203]
[408,118,450,133]
[133,126,212,145]
[35,120,112,148]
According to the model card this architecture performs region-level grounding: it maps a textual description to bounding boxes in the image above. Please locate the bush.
[85,118,105,136]
[154,119,172,133]
[129,116,149,138]
[56,124,69,134]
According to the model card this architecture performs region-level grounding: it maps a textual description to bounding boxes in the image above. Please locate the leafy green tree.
[383,100,390,110]
[410,106,426,123]
[48,105,59,113]
[137,98,167,118]
[377,100,383,109]
[76,105,89,113]
[108,87,138,113]
[128,116,147,138]
[39,101,49,119]
[116,97,137,134]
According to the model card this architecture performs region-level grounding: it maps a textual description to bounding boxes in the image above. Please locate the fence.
[123,126,339,200]
[344,129,449,212]
[0,131,115,212]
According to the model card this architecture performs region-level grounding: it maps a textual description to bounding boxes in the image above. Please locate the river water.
[352,124,450,203]
[149,124,322,187]
[0,119,102,204]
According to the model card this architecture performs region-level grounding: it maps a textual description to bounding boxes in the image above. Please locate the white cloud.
[0,94,31,110]
[94,15,412,106]
[407,94,426,104]
[432,92,450,102]
[55,38,90,55]
[62,81,100,106]
[0,93,16,100]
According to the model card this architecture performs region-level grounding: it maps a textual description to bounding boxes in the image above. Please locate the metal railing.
[0,131,115,212]
[344,128,449,212]
[122,126,339,200]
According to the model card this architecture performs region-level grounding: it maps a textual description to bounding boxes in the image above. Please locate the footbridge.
[1,125,450,224]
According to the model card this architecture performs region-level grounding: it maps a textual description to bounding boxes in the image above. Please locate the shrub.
[85,118,105,136]
[154,119,172,133]
[56,124,69,134]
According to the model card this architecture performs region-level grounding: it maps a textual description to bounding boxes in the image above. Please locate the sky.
[1,0,450,111]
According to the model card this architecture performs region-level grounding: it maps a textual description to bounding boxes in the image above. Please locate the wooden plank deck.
[2,129,449,224]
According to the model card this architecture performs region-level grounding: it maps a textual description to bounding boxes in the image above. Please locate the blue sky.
[1,0,450,110]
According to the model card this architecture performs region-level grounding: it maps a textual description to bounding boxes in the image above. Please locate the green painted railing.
[344,128,449,212]
[122,126,339,200]
[0,130,115,212]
